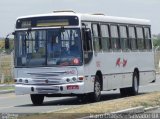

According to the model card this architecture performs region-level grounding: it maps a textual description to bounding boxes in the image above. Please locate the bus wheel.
[120,88,129,97]
[90,76,101,102]
[30,94,44,105]
[129,72,139,96]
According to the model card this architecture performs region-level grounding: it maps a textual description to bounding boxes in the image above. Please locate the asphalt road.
[0,75,160,113]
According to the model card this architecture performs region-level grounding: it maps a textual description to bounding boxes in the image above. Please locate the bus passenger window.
[100,25,110,51]
[110,25,120,50]
[129,26,137,50]
[144,27,152,50]
[136,27,145,50]
[119,26,129,51]
[92,24,101,52]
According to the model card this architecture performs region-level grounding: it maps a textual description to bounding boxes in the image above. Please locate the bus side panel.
[121,73,133,88]
[105,74,122,90]
[83,51,155,92]
[139,71,156,85]
[84,52,125,91]
[83,63,95,93]
[122,51,155,87]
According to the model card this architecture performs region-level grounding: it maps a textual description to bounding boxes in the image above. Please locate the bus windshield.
[15,28,82,67]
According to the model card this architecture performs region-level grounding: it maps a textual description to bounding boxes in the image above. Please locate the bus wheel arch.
[134,68,139,82]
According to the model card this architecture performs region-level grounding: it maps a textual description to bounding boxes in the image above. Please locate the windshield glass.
[15,28,82,67]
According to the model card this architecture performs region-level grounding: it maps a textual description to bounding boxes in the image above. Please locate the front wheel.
[30,94,44,105]
[90,76,101,102]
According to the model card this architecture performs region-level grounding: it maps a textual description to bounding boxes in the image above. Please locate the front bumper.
[15,82,85,95]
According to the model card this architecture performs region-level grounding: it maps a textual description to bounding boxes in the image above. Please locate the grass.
[18,92,160,119]
[0,40,5,49]
[0,86,15,91]
[0,54,14,84]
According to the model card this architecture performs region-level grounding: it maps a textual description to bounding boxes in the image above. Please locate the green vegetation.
[0,38,14,84]
[0,86,15,91]
[0,39,5,52]
[153,34,160,48]
[0,54,14,84]
[0,38,14,53]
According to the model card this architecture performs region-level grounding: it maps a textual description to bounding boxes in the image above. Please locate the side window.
[110,25,120,50]
[119,25,129,50]
[83,28,92,51]
[100,24,110,51]
[128,26,137,50]
[136,27,145,50]
[144,27,152,50]
[92,24,101,51]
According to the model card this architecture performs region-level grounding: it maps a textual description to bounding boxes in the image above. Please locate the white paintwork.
[17,12,150,25]
[14,11,155,96]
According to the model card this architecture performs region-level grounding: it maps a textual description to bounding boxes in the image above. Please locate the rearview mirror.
[5,37,10,49]
[5,32,15,49]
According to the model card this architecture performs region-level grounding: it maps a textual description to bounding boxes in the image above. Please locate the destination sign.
[16,16,79,28]
[37,19,69,27]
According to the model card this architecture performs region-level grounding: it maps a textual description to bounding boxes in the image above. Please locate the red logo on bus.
[116,58,127,67]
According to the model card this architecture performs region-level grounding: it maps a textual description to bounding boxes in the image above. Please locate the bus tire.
[129,72,139,96]
[90,75,101,102]
[30,94,44,105]
[120,88,129,97]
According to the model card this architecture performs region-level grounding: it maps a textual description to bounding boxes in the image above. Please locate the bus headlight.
[66,77,77,83]
[72,77,77,81]
[66,78,71,82]
[25,80,28,83]
[19,79,23,82]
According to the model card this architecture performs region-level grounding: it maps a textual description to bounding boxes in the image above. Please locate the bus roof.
[80,14,150,25]
[17,11,150,25]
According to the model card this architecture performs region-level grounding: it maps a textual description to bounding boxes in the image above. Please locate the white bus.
[7,10,156,105]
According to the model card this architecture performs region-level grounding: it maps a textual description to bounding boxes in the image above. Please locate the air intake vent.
[53,10,75,13]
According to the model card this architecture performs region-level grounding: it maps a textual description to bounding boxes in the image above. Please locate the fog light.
[60,86,63,91]
[45,79,48,83]
[31,87,34,92]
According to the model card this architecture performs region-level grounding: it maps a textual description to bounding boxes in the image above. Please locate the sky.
[0,0,160,37]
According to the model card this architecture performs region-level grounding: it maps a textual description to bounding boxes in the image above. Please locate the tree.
[153,34,160,48]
